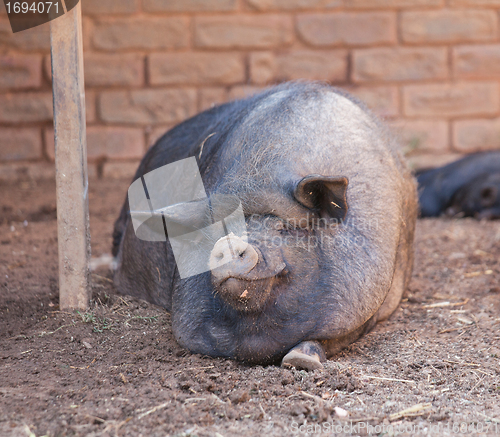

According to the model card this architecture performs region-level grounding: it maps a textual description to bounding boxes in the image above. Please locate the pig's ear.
[294,175,348,221]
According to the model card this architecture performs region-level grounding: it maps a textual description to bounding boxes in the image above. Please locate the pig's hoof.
[281,341,325,371]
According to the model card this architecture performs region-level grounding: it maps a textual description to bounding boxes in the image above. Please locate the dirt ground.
[0,178,499,437]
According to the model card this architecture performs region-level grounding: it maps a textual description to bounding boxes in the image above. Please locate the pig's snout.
[209,233,259,281]
[209,233,285,312]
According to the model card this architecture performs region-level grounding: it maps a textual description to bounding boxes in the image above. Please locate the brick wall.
[1,0,500,180]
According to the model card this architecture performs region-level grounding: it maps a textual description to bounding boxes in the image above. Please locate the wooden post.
[50,2,91,310]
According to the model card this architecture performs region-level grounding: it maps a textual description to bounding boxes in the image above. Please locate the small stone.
[335,406,349,417]
[82,341,92,349]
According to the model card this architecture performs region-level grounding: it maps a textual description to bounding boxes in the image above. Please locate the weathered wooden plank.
[50,2,91,310]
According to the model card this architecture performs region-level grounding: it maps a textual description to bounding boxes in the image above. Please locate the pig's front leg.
[281,340,326,371]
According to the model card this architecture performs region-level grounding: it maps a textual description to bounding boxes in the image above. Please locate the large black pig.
[417,151,500,219]
[112,82,418,369]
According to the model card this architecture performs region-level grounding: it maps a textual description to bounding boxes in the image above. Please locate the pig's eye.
[272,220,294,232]
[274,221,285,231]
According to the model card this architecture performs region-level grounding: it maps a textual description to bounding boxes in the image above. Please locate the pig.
[112,82,418,369]
[446,172,500,219]
[417,151,500,219]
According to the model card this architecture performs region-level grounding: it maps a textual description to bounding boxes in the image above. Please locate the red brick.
[408,153,463,171]
[449,0,500,5]
[99,89,197,125]
[45,127,145,160]
[87,164,99,180]
[249,52,274,84]
[454,45,500,79]
[344,0,443,8]
[0,18,50,51]
[88,127,145,160]
[43,53,134,95]
[453,119,500,152]
[143,0,237,12]
[199,88,228,112]
[403,82,499,118]
[353,47,447,83]
[347,86,399,118]
[0,162,55,182]
[0,93,52,123]
[85,54,144,87]
[275,50,347,81]
[103,162,141,179]
[0,55,42,90]
[390,119,449,154]
[401,10,497,44]
[44,128,54,160]
[195,15,293,49]
[82,0,138,14]
[82,16,93,53]
[149,53,245,86]
[43,55,51,82]
[297,12,396,47]
[246,0,341,10]
[229,85,266,100]
[147,125,176,148]
[85,91,97,124]
[0,128,41,161]
[93,17,189,51]
[250,50,347,84]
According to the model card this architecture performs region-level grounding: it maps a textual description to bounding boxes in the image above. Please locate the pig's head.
[162,84,405,364]
[208,176,348,314]
[446,172,500,219]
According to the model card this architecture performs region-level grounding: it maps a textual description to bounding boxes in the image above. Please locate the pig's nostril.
[209,234,259,280]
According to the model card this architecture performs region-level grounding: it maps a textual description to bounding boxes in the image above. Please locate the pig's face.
[171,187,351,363]
[447,172,500,220]
[168,90,400,364]
[208,173,348,312]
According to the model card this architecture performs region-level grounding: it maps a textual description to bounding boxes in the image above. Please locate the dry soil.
[0,179,499,437]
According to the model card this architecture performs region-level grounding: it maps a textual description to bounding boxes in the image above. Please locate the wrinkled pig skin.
[417,151,500,219]
[112,82,418,364]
